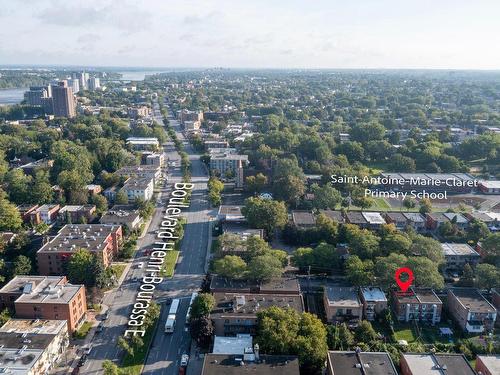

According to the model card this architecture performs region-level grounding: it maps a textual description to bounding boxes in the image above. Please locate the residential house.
[319,210,345,224]
[443,212,469,230]
[402,212,426,232]
[426,213,449,231]
[291,210,316,229]
[447,288,497,333]
[345,212,368,229]
[362,212,387,229]
[384,212,407,230]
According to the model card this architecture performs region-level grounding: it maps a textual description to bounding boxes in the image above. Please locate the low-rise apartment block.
[327,351,398,375]
[392,288,442,324]
[360,287,388,321]
[140,151,165,167]
[475,355,500,375]
[100,205,143,231]
[0,319,69,375]
[323,286,362,324]
[126,137,159,151]
[210,293,304,336]
[0,276,86,332]
[447,288,497,333]
[37,224,123,275]
[116,164,162,184]
[400,353,475,375]
[121,177,154,202]
[291,210,316,228]
[441,243,480,274]
[57,204,96,224]
[202,354,300,375]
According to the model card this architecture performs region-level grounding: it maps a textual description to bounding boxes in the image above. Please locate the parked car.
[180,354,189,367]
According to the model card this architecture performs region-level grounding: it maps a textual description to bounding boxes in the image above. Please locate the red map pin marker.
[395,267,414,292]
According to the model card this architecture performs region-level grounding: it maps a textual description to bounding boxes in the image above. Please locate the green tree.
[403,198,416,211]
[4,169,31,204]
[11,255,32,276]
[407,256,444,289]
[115,190,129,205]
[380,232,412,256]
[479,233,500,266]
[0,191,23,231]
[409,235,445,264]
[190,293,216,320]
[189,315,214,349]
[247,254,283,282]
[118,336,134,356]
[311,183,342,210]
[345,226,380,259]
[102,360,120,375]
[91,194,109,215]
[419,198,433,214]
[242,197,288,236]
[31,171,53,204]
[213,255,247,279]
[67,249,95,286]
[345,255,374,286]
[327,323,354,350]
[245,173,268,194]
[475,264,500,289]
[458,263,474,287]
[355,320,378,344]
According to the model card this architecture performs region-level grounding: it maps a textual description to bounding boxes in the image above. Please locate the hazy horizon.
[1,0,500,69]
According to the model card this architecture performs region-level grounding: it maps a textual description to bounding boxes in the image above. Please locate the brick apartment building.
[37,224,122,275]
[447,288,497,333]
[392,288,442,324]
[0,276,86,332]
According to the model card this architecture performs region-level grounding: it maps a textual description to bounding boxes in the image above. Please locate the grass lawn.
[73,321,93,339]
[112,264,127,279]
[120,317,158,375]
[370,198,391,210]
[393,325,417,343]
[160,250,180,277]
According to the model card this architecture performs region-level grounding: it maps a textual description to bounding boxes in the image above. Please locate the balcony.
[466,321,484,333]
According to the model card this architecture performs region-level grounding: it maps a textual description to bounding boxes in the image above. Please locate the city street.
[81,100,211,374]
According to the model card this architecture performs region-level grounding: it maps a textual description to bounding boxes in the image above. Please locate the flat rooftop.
[441,243,479,257]
[209,276,300,295]
[401,353,475,375]
[202,354,299,375]
[477,355,500,374]
[395,288,442,305]
[402,212,425,222]
[122,177,153,190]
[449,288,496,313]
[346,211,367,224]
[361,287,387,302]
[100,208,141,223]
[0,276,82,305]
[213,335,252,355]
[325,287,361,308]
[328,351,398,375]
[211,293,304,319]
[443,213,468,224]
[38,224,119,254]
[0,319,67,335]
[362,212,386,225]
[385,212,407,222]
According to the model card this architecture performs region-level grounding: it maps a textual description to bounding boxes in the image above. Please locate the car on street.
[78,354,88,367]
[84,345,92,355]
[180,354,189,367]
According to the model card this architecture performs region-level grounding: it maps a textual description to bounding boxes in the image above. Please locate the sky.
[1,0,499,69]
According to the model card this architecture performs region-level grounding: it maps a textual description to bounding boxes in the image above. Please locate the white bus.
[164,299,180,334]
[164,314,176,333]
[185,292,198,324]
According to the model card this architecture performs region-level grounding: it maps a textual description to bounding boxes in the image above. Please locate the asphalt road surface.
[81,100,210,374]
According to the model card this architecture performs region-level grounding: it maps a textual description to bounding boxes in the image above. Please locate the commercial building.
[475,355,500,375]
[100,205,143,231]
[52,81,76,118]
[121,177,154,202]
[441,243,480,274]
[201,354,300,375]
[360,287,388,321]
[0,276,86,333]
[323,286,362,324]
[400,353,475,375]
[0,319,69,375]
[37,224,123,275]
[210,276,301,301]
[210,293,304,336]
[327,351,398,375]
[447,288,497,333]
[392,288,442,324]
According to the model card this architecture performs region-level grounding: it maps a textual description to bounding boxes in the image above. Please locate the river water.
[0,87,26,106]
